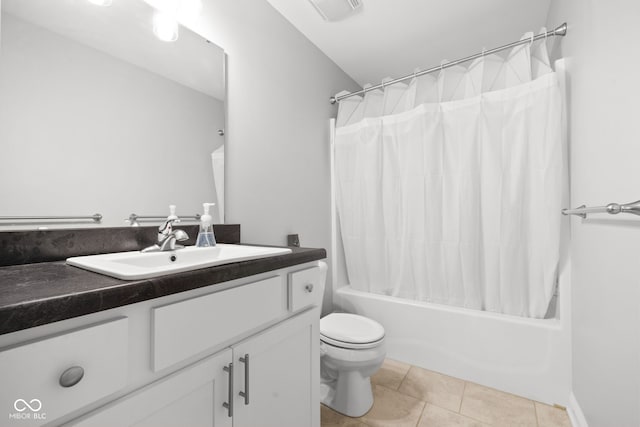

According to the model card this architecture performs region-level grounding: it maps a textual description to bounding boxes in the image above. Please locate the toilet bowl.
[319,313,386,417]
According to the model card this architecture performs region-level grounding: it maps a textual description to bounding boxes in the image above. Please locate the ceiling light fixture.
[308,0,362,21]
[145,0,201,43]
[153,11,179,42]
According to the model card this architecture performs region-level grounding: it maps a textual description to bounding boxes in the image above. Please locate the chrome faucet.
[158,229,189,251]
[158,218,179,242]
[141,219,189,253]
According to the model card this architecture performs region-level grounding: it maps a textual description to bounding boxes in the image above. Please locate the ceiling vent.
[308,0,362,22]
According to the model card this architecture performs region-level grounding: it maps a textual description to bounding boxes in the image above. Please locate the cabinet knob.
[304,284,314,293]
[59,366,84,388]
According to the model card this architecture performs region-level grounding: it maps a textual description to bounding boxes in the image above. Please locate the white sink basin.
[66,244,292,280]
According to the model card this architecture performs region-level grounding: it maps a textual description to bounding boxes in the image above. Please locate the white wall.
[180,0,360,314]
[546,2,640,425]
[0,13,224,227]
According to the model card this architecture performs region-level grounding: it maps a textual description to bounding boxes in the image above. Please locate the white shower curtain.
[334,32,563,318]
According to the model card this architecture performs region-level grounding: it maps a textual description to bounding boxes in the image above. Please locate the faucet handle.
[158,205,180,238]
[158,218,179,236]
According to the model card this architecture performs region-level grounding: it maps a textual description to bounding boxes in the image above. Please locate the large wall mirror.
[0,0,225,229]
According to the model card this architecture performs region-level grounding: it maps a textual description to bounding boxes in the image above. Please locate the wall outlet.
[287,234,300,247]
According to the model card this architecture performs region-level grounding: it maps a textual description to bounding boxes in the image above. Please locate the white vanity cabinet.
[70,309,319,427]
[0,260,326,427]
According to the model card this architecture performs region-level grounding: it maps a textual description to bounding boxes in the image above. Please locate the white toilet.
[319,312,386,417]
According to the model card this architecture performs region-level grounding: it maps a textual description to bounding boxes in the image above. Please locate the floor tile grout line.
[398,361,411,390]
[425,398,490,426]
[533,400,540,427]
[391,362,470,413]
[413,379,490,426]
[458,380,468,413]
[456,410,492,426]
[371,379,431,419]
[362,381,427,427]
[457,382,540,427]
[375,381,411,396]
[409,399,428,427]
[397,364,413,391]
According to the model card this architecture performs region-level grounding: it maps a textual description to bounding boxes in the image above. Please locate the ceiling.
[265,0,553,89]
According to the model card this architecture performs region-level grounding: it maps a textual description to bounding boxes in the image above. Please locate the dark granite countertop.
[0,245,326,335]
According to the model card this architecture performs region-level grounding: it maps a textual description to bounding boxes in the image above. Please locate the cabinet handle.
[59,366,84,388]
[239,354,250,405]
[304,284,314,293]
[222,363,234,417]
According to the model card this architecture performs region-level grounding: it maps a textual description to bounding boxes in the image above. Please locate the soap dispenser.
[196,203,216,247]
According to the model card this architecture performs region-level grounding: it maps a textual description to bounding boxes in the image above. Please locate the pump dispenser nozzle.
[167,205,178,220]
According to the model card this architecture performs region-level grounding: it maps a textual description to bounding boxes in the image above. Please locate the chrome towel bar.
[562,200,640,219]
[127,213,201,226]
[0,214,102,223]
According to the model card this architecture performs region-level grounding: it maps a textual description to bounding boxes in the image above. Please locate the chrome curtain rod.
[329,22,567,104]
[0,214,102,222]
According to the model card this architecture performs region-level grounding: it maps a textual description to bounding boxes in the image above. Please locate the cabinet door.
[232,309,319,427]
[68,349,233,427]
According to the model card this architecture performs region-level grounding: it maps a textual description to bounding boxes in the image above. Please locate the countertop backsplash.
[0,225,241,267]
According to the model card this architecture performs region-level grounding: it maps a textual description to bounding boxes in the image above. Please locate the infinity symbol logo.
[14,399,42,412]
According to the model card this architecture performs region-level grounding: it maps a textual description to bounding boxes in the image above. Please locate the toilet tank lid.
[320,313,385,344]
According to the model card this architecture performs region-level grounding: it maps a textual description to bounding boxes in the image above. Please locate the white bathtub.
[333,264,572,406]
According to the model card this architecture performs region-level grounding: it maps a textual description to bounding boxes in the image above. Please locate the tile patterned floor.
[321,359,572,427]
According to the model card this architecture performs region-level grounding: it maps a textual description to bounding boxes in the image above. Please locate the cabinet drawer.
[68,349,232,427]
[288,266,323,312]
[152,276,286,371]
[0,318,128,425]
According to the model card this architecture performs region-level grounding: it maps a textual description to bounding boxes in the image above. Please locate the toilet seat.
[320,313,385,350]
